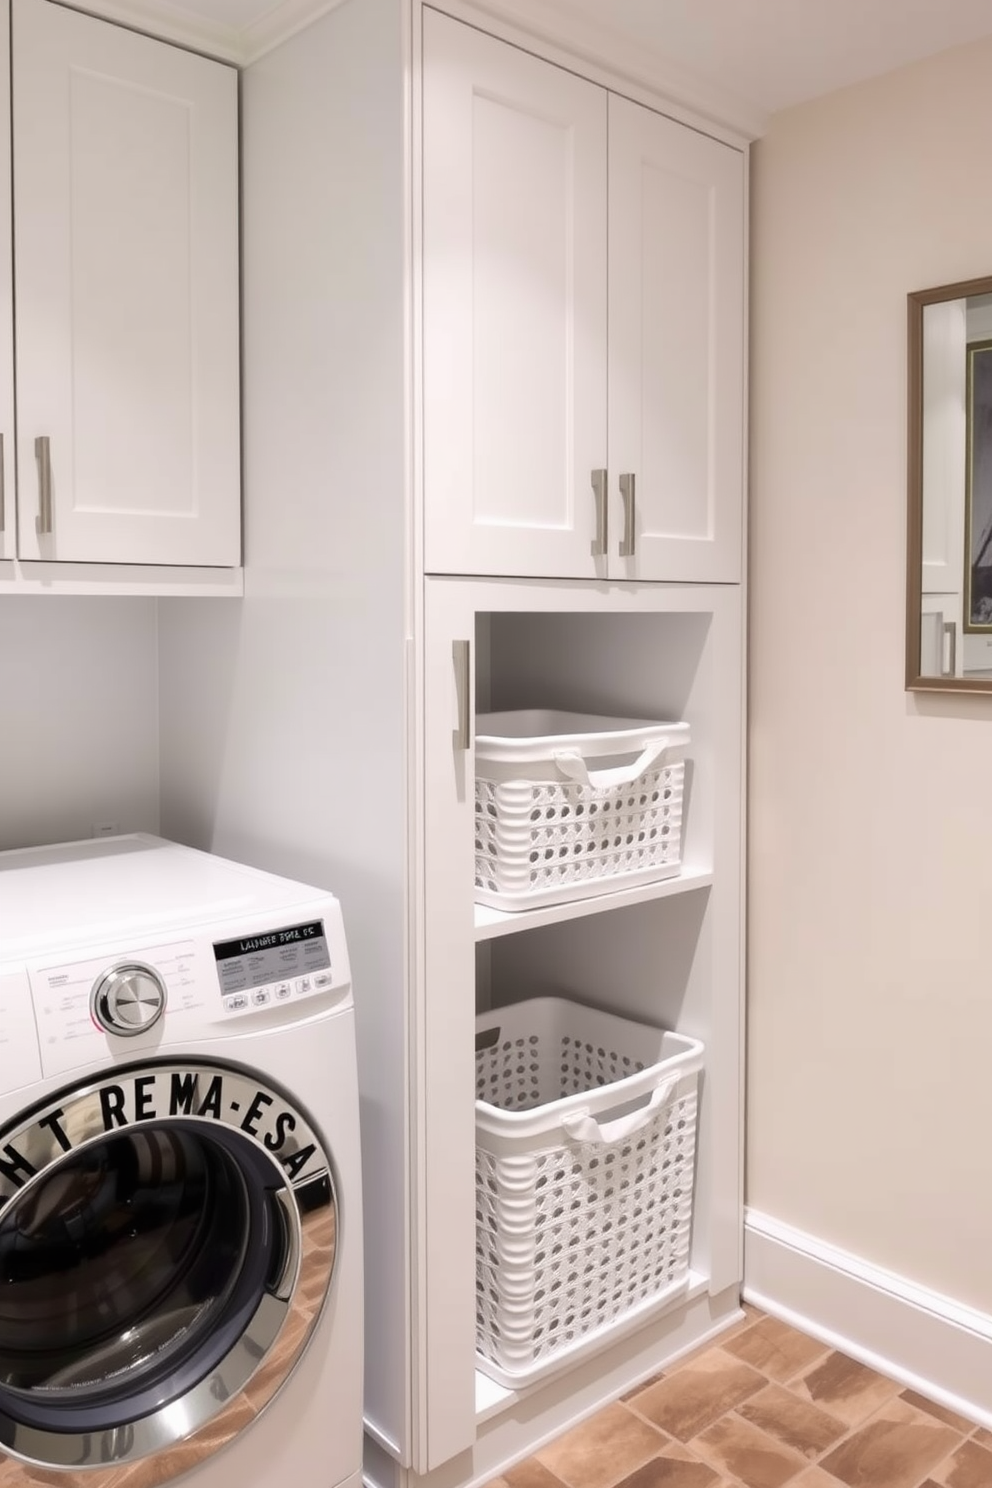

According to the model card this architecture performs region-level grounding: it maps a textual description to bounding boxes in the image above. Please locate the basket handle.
[559,1077,677,1147]
[552,739,670,790]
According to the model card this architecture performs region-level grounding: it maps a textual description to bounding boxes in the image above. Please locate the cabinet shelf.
[0,560,244,597]
[474,867,713,941]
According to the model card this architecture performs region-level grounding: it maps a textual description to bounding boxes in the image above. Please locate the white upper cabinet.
[608,95,744,584]
[422,9,608,580]
[422,11,744,584]
[12,0,240,567]
[0,0,13,561]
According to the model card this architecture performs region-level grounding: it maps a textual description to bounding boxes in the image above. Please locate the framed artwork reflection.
[966,337,992,630]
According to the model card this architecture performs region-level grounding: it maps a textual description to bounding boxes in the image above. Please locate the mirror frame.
[907,274,992,693]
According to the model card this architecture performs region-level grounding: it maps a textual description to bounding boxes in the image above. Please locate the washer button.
[252,987,272,1007]
[226,993,249,1012]
[274,982,292,1000]
[312,971,333,991]
[295,976,312,996]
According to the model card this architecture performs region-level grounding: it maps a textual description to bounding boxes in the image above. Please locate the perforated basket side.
[474,762,685,910]
[475,998,702,1136]
[475,1075,699,1384]
[475,1027,651,1113]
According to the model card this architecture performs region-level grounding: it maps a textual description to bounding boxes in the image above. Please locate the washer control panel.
[24,890,350,1079]
[213,919,333,1018]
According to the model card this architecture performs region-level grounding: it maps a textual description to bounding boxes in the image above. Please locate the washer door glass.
[0,1062,337,1474]
[0,1123,278,1427]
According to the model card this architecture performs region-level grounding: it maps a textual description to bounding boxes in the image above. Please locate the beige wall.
[748,36,992,1314]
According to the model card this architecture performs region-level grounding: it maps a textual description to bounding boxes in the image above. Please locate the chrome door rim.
[0,1059,338,1479]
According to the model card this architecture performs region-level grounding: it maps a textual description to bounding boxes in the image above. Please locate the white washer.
[0,833,363,1488]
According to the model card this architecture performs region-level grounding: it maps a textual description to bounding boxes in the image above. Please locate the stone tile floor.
[483,1308,992,1488]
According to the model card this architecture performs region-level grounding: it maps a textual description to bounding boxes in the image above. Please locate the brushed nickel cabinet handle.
[619,472,636,558]
[452,639,471,750]
[35,436,53,535]
[590,468,607,557]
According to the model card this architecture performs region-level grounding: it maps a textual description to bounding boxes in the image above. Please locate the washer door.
[0,1060,337,1482]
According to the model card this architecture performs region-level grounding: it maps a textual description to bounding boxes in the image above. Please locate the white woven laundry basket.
[475,996,703,1388]
[474,710,690,911]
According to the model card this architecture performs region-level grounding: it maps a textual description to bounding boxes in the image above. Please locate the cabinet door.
[422,10,607,579]
[13,0,240,566]
[0,0,13,560]
[608,95,744,582]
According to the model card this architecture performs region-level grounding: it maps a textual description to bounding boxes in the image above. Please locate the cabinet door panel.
[13,0,240,566]
[0,0,12,559]
[608,96,744,582]
[423,10,607,578]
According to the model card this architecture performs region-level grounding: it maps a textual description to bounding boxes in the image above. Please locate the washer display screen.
[213,921,330,994]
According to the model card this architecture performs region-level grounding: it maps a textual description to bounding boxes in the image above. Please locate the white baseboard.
[744,1209,992,1430]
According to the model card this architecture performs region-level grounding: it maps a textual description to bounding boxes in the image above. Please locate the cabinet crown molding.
[435,0,766,141]
[70,0,768,139]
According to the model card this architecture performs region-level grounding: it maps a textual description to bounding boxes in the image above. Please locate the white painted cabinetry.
[422,12,607,580]
[419,576,744,1475]
[607,93,744,583]
[422,10,744,582]
[0,0,12,562]
[1,0,240,582]
[171,5,749,1488]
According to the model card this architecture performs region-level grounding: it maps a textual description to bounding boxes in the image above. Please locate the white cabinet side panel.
[159,0,411,1463]
[0,597,160,848]
[421,580,483,1470]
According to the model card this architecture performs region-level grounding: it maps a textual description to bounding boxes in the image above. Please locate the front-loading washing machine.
[0,833,363,1488]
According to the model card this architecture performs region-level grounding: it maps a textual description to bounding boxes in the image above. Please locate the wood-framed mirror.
[907,274,992,692]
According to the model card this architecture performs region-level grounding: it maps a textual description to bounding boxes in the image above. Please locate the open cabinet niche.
[474,887,716,1286]
[471,603,731,1315]
[476,607,716,876]
[417,578,744,1454]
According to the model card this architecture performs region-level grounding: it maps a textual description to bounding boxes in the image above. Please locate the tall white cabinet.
[161,3,748,1486]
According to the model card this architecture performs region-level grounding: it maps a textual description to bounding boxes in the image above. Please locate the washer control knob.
[91,963,166,1037]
